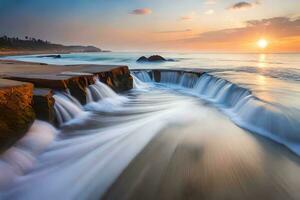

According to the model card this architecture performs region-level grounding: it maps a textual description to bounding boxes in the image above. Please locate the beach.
[1,0,300,199]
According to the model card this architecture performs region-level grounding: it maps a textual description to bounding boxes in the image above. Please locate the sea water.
[5,52,300,108]
[0,52,300,199]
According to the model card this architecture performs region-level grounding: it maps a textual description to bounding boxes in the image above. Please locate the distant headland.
[0,36,107,56]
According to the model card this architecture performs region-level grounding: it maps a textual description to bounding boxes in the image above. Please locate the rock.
[38,55,61,58]
[137,56,148,62]
[3,74,73,90]
[0,79,35,152]
[97,66,133,92]
[3,74,96,104]
[167,58,176,62]
[152,70,161,82]
[0,60,133,101]
[33,89,55,124]
[131,69,203,83]
[0,61,134,151]
[137,55,174,62]
[148,55,166,62]
[66,75,96,104]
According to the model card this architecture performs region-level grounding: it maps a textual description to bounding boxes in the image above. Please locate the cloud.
[204,9,215,15]
[182,17,300,43]
[130,8,152,15]
[180,16,193,20]
[156,29,192,34]
[228,1,260,10]
[180,12,197,21]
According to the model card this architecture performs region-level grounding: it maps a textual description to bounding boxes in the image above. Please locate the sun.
[257,39,268,49]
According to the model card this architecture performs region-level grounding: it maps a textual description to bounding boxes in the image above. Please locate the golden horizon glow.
[257,39,269,49]
[2,1,300,52]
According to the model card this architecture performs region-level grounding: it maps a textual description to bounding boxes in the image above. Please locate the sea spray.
[131,73,149,89]
[85,78,128,112]
[0,121,57,191]
[54,93,87,125]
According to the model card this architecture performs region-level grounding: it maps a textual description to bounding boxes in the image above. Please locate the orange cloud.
[180,12,197,21]
[156,29,192,34]
[130,8,152,15]
[177,17,300,52]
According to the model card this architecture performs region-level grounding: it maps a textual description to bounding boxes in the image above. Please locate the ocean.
[6,52,300,150]
[1,52,300,199]
[6,52,300,108]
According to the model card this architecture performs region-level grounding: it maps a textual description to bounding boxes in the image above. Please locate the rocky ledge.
[0,60,133,151]
[0,79,35,152]
[131,68,204,82]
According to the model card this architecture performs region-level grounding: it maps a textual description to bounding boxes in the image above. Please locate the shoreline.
[0,59,133,152]
[0,50,71,57]
[0,49,109,57]
[2,50,300,58]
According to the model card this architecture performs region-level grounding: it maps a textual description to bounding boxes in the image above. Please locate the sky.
[0,0,299,52]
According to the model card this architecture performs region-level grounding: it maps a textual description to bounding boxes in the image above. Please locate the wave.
[1,77,204,199]
[207,66,300,82]
[54,92,87,125]
[215,58,284,65]
[0,121,57,191]
[54,78,128,126]
[132,70,300,155]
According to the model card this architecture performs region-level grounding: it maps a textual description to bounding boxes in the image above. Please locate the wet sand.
[104,106,300,200]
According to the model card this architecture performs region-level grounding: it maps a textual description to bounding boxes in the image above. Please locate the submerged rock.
[38,55,61,58]
[137,55,174,62]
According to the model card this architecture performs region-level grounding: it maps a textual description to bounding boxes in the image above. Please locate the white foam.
[132,70,300,156]
[0,121,57,190]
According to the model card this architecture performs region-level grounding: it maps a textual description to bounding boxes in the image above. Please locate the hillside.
[0,36,102,54]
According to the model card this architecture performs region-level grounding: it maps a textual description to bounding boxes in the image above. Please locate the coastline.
[0,50,76,57]
[1,55,300,199]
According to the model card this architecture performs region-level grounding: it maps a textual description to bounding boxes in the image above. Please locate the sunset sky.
[0,0,299,52]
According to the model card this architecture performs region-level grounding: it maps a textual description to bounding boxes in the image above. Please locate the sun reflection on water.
[258,54,266,68]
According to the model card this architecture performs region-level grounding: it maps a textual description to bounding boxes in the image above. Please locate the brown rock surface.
[0,79,35,152]
[33,88,55,123]
[97,67,133,92]
[132,69,203,83]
